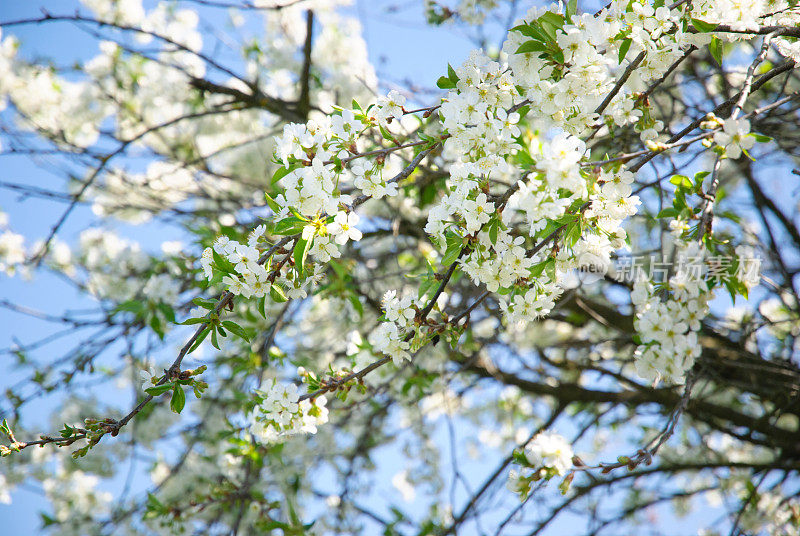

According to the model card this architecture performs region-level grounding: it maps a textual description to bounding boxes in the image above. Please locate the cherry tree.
[1,0,800,534]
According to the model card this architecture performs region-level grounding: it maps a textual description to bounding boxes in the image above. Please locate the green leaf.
[71,445,90,459]
[211,249,236,274]
[709,37,723,65]
[724,278,738,303]
[516,40,550,55]
[145,383,174,396]
[348,294,364,317]
[264,192,282,213]
[170,385,186,414]
[116,300,144,315]
[553,213,578,225]
[670,175,693,189]
[673,188,688,210]
[558,474,573,495]
[436,76,456,89]
[211,326,220,350]
[192,297,217,310]
[442,232,463,266]
[270,285,288,303]
[257,295,267,318]
[378,124,394,141]
[273,216,307,236]
[565,223,581,246]
[418,276,436,299]
[566,0,578,22]
[537,22,558,44]
[0,418,11,437]
[145,493,167,518]
[512,23,549,43]
[618,38,632,64]
[188,326,210,354]
[180,317,209,326]
[222,320,250,342]
[40,513,58,528]
[539,11,565,32]
[447,63,459,83]
[293,237,313,276]
[259,520,291,531]
[149,314,165,340]
[488,218,500,245]
[544,258,556,280]
[530,260,548,278]
[515,105,531,119]
[656,207,680,219]
[207,271,224,288]
[271,165,294,187]
[752,133,772,143]
[691,18,719,33]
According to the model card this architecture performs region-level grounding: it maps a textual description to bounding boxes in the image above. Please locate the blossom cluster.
[200,212,365,297]
[507,432,574,498]
[273,95,408,221]
[199,94,417,298]
[632,240,710,385]
[366,290,420,365]
[417,14,649,326]
[432,130,637,328]
[248,380,329,443]
[500,144,637,325]
[501,0,800,143]
[424,51,519,242]
[203,231,275,299]
[693,0,800,33]
[428,55,556,324]
[502,2,677,138]
[78,229,180,304]
[711,116,756,159]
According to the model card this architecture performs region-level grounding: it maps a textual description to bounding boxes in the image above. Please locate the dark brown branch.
[298,10,314,119]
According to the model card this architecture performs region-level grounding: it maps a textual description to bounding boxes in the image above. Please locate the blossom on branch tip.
[713,117,755,159]
[374,90,406,123]
[249,380,328,444]
[328,211,362,245]
[368,322,411,366]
